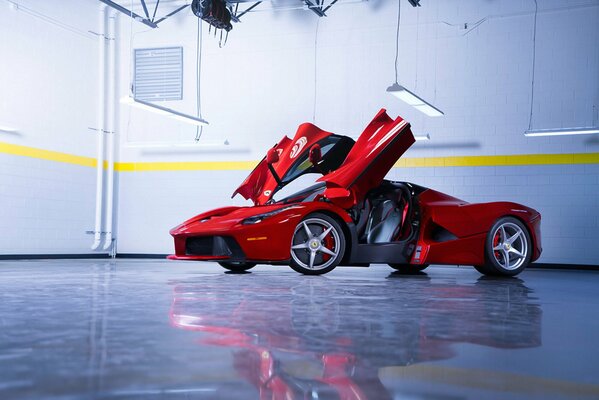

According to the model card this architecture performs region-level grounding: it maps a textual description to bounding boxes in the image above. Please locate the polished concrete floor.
[1,260,599,399]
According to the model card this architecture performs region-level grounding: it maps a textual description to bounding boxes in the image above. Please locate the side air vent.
[134,47,183,101]
[430,223,458,243]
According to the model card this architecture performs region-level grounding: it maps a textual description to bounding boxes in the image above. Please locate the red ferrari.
[169,109,542,276]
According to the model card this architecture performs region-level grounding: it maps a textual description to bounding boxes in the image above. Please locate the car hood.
[170,204,295,235]
[233,109,414,208]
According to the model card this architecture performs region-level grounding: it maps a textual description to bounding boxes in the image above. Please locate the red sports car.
[169,109,541,276]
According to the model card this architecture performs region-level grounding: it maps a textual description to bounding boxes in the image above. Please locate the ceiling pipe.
[103,9,117,252]
[92,4,107,251]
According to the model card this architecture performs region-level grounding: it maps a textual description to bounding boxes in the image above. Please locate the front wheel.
[218,261,256,272]
[289,213,346,275]
[476,217,532,276]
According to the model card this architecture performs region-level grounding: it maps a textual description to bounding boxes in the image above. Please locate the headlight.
[241,206,296,225]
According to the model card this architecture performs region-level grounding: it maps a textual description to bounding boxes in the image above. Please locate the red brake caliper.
[322,230,334,262]
[493,230,501,263]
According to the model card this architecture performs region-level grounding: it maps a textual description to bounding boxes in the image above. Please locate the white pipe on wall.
[103,10,117,251]
[92,5,107,251]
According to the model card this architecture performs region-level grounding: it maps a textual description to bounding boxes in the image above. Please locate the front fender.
[170,206,244,235]
[170,201,351,262]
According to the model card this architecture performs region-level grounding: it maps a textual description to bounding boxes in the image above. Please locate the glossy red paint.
[170,109,542,273]
[318,109,415,208]
[412,189,542,266]
[233,123,334,205]
[170,201,352,262]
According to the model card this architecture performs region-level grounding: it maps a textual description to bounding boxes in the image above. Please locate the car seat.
[356,198,372,242]
[365,199,402,243]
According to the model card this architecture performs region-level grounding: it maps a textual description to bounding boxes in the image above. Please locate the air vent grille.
[134,47,183,101]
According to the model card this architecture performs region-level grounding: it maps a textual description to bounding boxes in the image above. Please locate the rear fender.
[425,202,538,239]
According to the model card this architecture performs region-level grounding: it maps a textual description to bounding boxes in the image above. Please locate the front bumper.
[169,211,306,262]
[169,235,246,262]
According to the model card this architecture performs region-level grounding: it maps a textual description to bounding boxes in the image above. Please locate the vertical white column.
[103,10,116,251]
[92,5,106,251]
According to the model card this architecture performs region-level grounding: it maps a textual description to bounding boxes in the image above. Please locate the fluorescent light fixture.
[125,140,230,148]
[121,96,208,126]
[414,134,430,141]
[0,125,18,133]
[387,83,444,117]
[524,127,599,137]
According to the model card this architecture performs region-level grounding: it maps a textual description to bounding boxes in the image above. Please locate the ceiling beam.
[304,0,326,17]
[322,0,338,14]
[153,3,188,25]
[139,0,150,19]
[99,0,158,28]
[232,1,262,22]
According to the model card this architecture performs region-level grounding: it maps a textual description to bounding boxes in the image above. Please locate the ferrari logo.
[290,137,307,159]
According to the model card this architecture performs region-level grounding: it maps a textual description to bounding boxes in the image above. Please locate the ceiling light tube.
[121,96,208,126]
[414,134,430,141]
[387,83,444,117]
[524,127,599,137]
[0,125,18,133]
[124,140,230,148]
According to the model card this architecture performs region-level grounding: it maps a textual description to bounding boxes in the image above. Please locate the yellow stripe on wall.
[394,152,599,168]
[119,152,599,171]
[0,141,97,168]
[1,141,598,171]
[115,160,258,172]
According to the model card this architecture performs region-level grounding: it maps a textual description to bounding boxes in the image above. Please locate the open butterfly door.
[318,109,415,209]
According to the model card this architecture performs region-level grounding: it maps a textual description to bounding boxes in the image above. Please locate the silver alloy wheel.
[491,222,528,271]
[290,218,341,271]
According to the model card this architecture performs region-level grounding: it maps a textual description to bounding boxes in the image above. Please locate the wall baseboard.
[529,263,599,271]
[0,254,111,260]
[0,253,167,260]
[116,253,168,259]
[0,254,596,270]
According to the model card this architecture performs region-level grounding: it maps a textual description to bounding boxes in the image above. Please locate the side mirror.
[266,148,280,165]
[309,144,322,165]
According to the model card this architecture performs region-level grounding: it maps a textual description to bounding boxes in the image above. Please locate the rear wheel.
[289,213,346,275]
[476,217,531,276]
[388,263,429,272]
[218,261,256,272]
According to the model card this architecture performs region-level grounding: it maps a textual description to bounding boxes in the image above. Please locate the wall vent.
[134,47,183,101]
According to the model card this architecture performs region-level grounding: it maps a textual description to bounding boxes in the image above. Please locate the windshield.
[232,126,355,206]
[276,182,326,204]
[280,135,354,185]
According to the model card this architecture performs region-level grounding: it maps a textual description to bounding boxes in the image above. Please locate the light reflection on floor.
[0,260,598,399]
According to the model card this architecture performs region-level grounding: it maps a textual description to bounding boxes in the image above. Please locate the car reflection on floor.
[169,272,542,400]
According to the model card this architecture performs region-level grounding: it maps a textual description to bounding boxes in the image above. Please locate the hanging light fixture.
[522,1,597,138]
[524,127,599,137]
[413,133,431,141]
[121,96,209,126]
[387,84,444,117]
[387,0,444,117]
[0,124,18,133]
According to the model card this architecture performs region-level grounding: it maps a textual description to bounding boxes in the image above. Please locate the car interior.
[278,180,419,245]
[355,183,415,244]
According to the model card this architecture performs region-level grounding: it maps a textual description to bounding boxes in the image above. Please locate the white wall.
[118,0,597,264]
[0,0,100,254]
